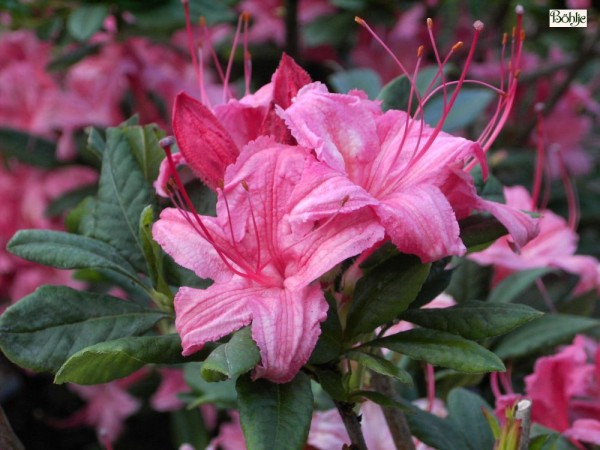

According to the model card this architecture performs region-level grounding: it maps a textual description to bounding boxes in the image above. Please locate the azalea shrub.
[0,1,599,450]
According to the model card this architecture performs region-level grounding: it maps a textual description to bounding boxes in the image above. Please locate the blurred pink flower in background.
[470,186,600,296]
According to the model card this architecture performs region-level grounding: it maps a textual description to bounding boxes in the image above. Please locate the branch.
[516,399,532,450]
[334,400,368,450]
[370,372,416,450]
[0,405,24,450]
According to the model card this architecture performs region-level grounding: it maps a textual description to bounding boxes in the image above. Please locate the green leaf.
[368,328,504,373]
[399,399,471,450]
[309,293,343,364]
[346,254,430,339]
[0,127,59,168]
[488,268,554,303]
[201,327,260,382]
[312,367,347,402]
[410,257,453,309]
[493,314,600,360]
[7,229,141,287]
[139,205,171,296]
[349,390,410,411]
[45,184,98,218]
[84,125,158,272]
[0,286,167,373]
[447,388,495,450]
[459,215,509,253]
[377,75,412,112]
[423,88,495,132]
[446,258,491,303]
[122,124,165,185]
[346,350,412,384]
[47,42,102,72]
[303,13,354,47]
[399,301,543,340]
[237,372,313,450]
[170,408,210,450]
[67,4,109,41]
[55,334,186,384]
[329,68,382,100]
[183,363,237,409]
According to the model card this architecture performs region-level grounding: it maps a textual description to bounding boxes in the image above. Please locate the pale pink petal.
[565,419,600,445]
[376,184,465,262]
[250,284,328,383]
[206,411,246,450]
[174,282,254,356]
[282,83,382,179]
[476,197,540,250]
[151,368,189,412]
[152,208,233,283]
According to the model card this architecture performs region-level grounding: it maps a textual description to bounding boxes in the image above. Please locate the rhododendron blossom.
[153,137,383,382]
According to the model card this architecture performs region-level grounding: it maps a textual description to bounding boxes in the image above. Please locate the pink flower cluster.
[495,335,600,447]
[153,36,538,383]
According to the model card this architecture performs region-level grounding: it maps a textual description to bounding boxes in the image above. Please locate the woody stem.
[334,400,368,450]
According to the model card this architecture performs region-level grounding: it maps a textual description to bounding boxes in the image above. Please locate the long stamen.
[181,0,201,94]
[197,17,209,106]
[242,12,252,96]
[426,363,435,413]
[556,149,580,231]
[500,366,514,394]
[531,103,546,210]
[490,372,503,398]
[223,14,244,103]
[242,180,262,272]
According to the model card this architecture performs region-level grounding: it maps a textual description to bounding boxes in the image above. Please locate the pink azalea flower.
[167,53,311,191]
[153,137,384,383]
[57,371,146,444]
[279,83,538,262]
[151,368,190,412]
[525,336,600,445]
[470,186,600,295]
[0,163,97,304]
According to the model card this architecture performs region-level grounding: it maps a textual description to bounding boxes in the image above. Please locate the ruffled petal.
[565,419,600,445]
[376,184,465,262]
[152,208,232,282]
[250,284,328,383]
[174,281,254,356]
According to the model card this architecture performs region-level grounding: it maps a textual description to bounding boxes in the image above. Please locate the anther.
[159,136,176,148]
[502,33,508,45]
[473,20,484,31]
[417,45,424,58]
[217,179,225,190]
[426,18,433,29]
[354,16,366,26]
[515,4,524,15]
[451,41,463,52]
[242,11,251,22]
[534,102,545,113]
[241,179,249,191]
[341,195,349,206]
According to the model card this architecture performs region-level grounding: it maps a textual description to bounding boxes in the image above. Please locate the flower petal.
[376,184,465,262]
[173,92,238,189]
[174,281,254,356]
[250,284,328,383]
[565,419,600,445]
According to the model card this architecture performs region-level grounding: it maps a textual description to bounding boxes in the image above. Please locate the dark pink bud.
[271,53,312,109]
[173,92,238,190]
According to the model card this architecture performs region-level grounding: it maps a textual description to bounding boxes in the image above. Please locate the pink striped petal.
[174,282,254,356]
[250,284,328,383]
[565,419,600,445]
[376,184,465,262]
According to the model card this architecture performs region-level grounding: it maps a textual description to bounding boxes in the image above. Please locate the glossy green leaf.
[447,388,495,450]
[0,286,167,373]
[446,258,491,303]
[303,13,354,47]
[400,399,471,450]
[45,184,98,218]
[368,328,504,373]
[237,372,313,450]
[201,327,260,382]
[7,229,141,286]
[346,254,430,339]
[84,125,158,272]
[346,350,412,384]
[309,293,343,364]
[170,408,210,450]
[493,314,600,360]
[459,215,509,253]
[423,88,495,132]
[0,127,59,168]
[312,367,347,402]
[488,268,554,303]
[55,334,185,384]
[410,257,453,309]
[399,301,543,340]
[184,363,237,409]
[139,205,171,296]
[377,74,412,112]
[122,124,165,185]
[329,68,382,99]
[349,390,410,411]
[67,4,109,41]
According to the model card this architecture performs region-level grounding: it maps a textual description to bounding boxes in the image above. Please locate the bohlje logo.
[549,9,587,27]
